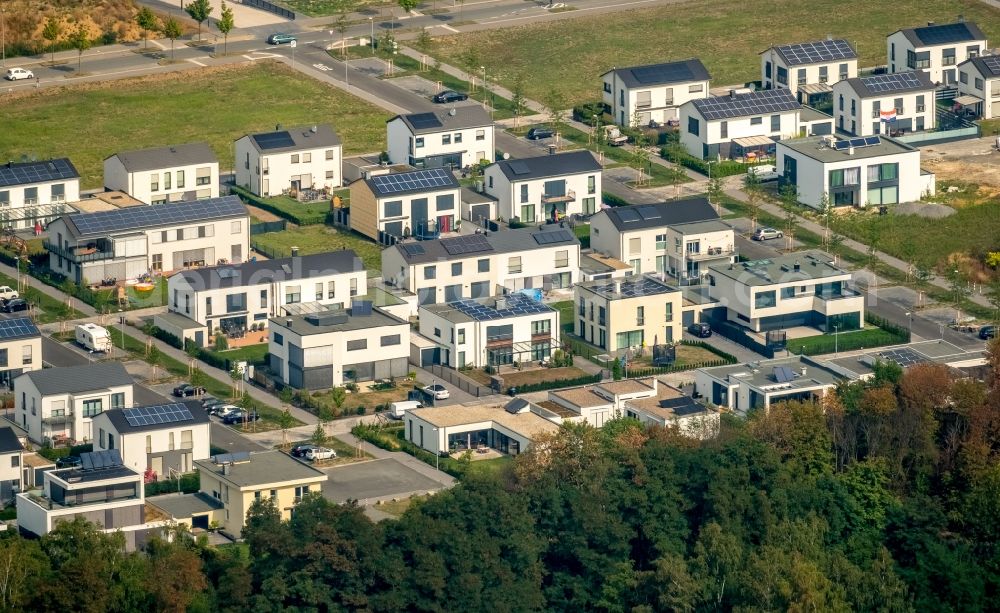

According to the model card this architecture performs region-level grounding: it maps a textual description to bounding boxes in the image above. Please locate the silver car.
[752,227,783,241]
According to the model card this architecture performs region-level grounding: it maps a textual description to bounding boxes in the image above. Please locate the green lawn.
[790,326,908,357]
[1,62,390,189]
[252,225,383,274]
[275,0,381,17]
[2,273,85,323]
[427,0,1000,105]
[205,343,270,365]
[353,423,513,480]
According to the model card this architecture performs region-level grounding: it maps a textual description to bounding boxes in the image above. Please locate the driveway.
[683,331,761,363]
[320,458,448,504]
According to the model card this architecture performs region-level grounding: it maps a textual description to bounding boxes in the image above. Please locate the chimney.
[927,21,935,27]
[800,366,807,376]
[958,14,965,22]
[827,33,832,41]
[286,318,293,327]
[848,145,855,155]
[794,261,800,271]
[730,89,738,98]
[496,297,507,310]
[614,280,622,294]
[291,246,300,257]
[223,463,232,476]
[275,123,282,131]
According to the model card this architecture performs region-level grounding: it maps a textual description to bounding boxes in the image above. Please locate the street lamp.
[1,7,6,69]
[905,311,912,340]
[432,426,440,472]
[369,17,374,53]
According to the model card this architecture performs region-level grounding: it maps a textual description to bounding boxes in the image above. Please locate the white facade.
[386,107,495,168]
[760,41,858,97]
[957,58,1000,119]
[0,159,80,230]
[234,125,343,197]
[776,135,935,209]
[483,151,602,223]
[887,23,987,85]
[403,404,559,456]
[0,330,41,389]
[832,78,936,137]
[103,144,219,205]
[695,355,844,415]
[679,94,802,160]
[92,409,211,478]
[600,60,711,127]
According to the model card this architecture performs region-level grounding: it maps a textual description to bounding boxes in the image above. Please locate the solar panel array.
[253,131,296,151]
[979,55,1000,76]
[777,39,855,65]
[441,233,493,256]
[213,451,251,464]
[369,168,454,195]
[0,318,39,340]
[400,243,426,257]
[876,347,927,367]
[70,196,246,236]
[913,22,978,45]
[408,112,443,130]
[861,72,925,93]
[509,161,531,175]
[617,208,641,223]
[216,268,240,279]
[123,403,194,428]
[635,205,662,220]
[591,276,673,298]
[0,159,77,188]
[694,89,799,120]
[772,366,797,383]
[80,449,123,471]
[451,293,550,321]
[532,229,574,245]
[832,136,881,151]
[351,299,373,316]
[629,62,696,85]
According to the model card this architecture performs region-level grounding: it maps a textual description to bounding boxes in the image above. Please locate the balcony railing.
[42,413,73,424]
[541,190,576,204]
[43,241,115,263]
[816,288,860,301]
[686,246,734,261]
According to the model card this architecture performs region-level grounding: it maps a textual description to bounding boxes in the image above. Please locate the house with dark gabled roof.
[760,38,858,99]
[0,158,79,230]
[349,168,463,242]
[483,150,602,223]
[386,106,495,169]
[601,59,711,127]
[957,55,1000,119]
[887,20,987,85]
[234,124,343,197]
[103,143,219,205]
[589,198,734,282]
[0,426,24,503]
[832,71,936,136]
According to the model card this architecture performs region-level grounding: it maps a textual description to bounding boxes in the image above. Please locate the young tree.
[184,0,212,42]
[336,12,350,56]
[163,16,182,61]
[229,362,242,397]
[510,75,528,129]
[949,268,971,323]
[819,192,833,250]
[216,0,234,55]
[544,88,567,148]
[69,24,91,73]
[706,176,724,212]
[42,16,62,65]
[146,345,161,380]
[310,423,328,447]
[136,7,158,50]
[743,170,763,232]
[416,27,432,51]
[277,408,295,447]
[398,0,419,12]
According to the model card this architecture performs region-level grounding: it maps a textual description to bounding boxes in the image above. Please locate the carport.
[147,492,224,529]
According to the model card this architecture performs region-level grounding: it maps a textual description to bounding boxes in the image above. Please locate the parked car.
[423,384,450,400]
[980,325,997,340]
[4,68,33,81]
[747,164,780,182]
[210,404,240,418]
[752,227,783,241]
[304,447,337,461]
[201,395,220,407]
[0,286,17,301]
[172,383,206,397]
[432,89,468,103]
[687,322,712,338]
[56,455,82,469]
[526,127,555,140]
[389,400,422,419]
[223,410,260,425]
[290,444,320,459]
[0,298,28,313]
[266,33,296,45]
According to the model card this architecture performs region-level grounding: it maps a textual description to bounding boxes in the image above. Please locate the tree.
[135,7,158,51]
[336,12,350,57]
[185,0,213,42]
[277,408,295,447]
[229,362,242,397]
[415,27,432,51]
[310,423,328,446]
[163,16,182,61]
[330,386,347,414]
[216,0,234,55]
[398,0,419,12]
[819,192,833,250]
[146,344,161,380]
[544,88,567,148]
[743,170,763,232]
[143,534,207,612]
[511,75,528,129]
[68,24,91,73]
[706,176,724,212]
[42,16,62,65]
[948,268,970,323]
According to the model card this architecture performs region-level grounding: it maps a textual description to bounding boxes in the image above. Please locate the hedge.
[572,101,607,123]
[145,472,200,497]
[660,146,750,178]
[38,444,93,461]
[792,314,910,357]
[509,373,601,394]
[230,185,328,226]
[602,192,630,207]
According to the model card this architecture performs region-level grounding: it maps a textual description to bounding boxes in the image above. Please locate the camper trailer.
[75,323,113,353]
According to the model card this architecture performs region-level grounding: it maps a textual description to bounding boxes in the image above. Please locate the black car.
[526,127,554,140]
[172,383,205,397]
[290,444,320,459]
[56,455,82,469]
[980,325,997,340]
[432,89,468,103]
[687,322,712,338]
[223,410,260,425]
[0,298,28,313]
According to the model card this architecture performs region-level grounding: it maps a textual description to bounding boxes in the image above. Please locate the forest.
[0,341,997,612]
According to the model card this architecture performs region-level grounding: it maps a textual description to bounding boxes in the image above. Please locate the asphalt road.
[862,288,987,350]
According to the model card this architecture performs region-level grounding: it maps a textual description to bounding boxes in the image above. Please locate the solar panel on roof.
[629,62,696,85]
[408,112,444,130]
[69,196,246,236]
[254,131,296,150]
[861,72,924,93]
[532,229,574,245]
[0,318,39,340]
[980,56,1000,76]
[80,454,94,470]
[400,243,426,256]
[773,366,796,383]
[617,208,641,223]
[509,161,531,175]
[833,140,850,150]
[777,39,855,65]
[0,158,78,188]
[864,136,881,146]
[876,347,927,367]
[441,233,492,256]
[913,22,978,45]
[694,89,799,120]
[636,205,661,220]
[369,168,454,195]
[123,403,194,428]
[451,293,550,321]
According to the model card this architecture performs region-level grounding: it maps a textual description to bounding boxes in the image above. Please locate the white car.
[423,384,450,400]
[0,286,18,301]
[210,404,240,418]
[4,68,33,81]
[304,447,336,461]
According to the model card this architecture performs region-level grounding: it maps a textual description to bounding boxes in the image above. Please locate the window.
[327,282,335,299]
[942,47,956,66]
[181,429,193,450]
[291,154,300,164]
[0,190,7,205]
[630,259,640,275]
[164,172,171,190]
[604,81,612,93]
[433,327,441,338]
[21,345,31,365]
[770,114,780,132]
[916,95,925,112]
[654,233,668,250]
[315,283,323,300]
[83,399,103,418]
[231,220,242,234]
[720,121,728,139]
[764,61,772,79]
[781,286,796,299]
[273,332,283,346]
[656,255,666,273]
[838,94,844,111]
[687,116,699,136]
[98,428,105,448]
[442,134,452,145]
[303,152,312,163]
[476,258,490,273]
[168,432,175,451]
[907,50,930,69]
[960,71,969,84]
[688,84,704,93]
[520,204,535,222]
[968,44,981,58]
[686,240,700,254]
[508,256,522,274]
[583,197,596,215]
[797,68,806,85]
[520,184,529,203]
[893,97,903,114]
[424,265,436,280]
[150,175,159,192]
[176,170,185,189]
[196,167,212,185]
[819,66,828,83]
[346,339,367,351]
[476,129,485,141]
[206,296,213,316]
[839,63,849,80]
[776,65,788,85]
[555,250,569,268]
[380,334,401,346]
[457,328,466,344]
[636,306,645,326]
[350,278,358,297]
[850,99,856,116]
[587,175,596,195]
[452,262,462,276]
[111,393,125,409]
[975,78,984,91]
[260,289,268,309]
[454,133,462,144]
[867,185,899,206]
[326,149,335,160]
[383,200,403,217]
[436,194,455,211]
[620,89,625,105]
[415,137,424,149]
[890,42,895,62]
[872,101,881,119]
[829,167,860,187]
[285,285,301,303]
[326,170,335,179]
[51,183,65,202]
[750,117,762,126]
[616,330,643,348]
[665,302,673,322]
[184,294,190,313]
[754,290,777,309]
[226,293,247,313]
[636,90,652,108]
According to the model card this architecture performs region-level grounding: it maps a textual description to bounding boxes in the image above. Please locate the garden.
[251,225,382,274]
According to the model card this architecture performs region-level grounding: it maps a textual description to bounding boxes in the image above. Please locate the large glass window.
[867,185,898,206]
[83,399,103,418]
[754,290,777,309]
[615,330,643,349]
[383,200,403,217]
[829,167,860,187]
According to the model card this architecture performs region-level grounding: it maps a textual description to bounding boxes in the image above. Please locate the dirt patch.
[922,157,1000,193]
[245,205,283,223]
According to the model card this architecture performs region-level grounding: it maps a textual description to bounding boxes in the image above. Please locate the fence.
[423,364,493,397]
[330,208,350,228]
[250,220,287,235]
[710,320,776,358]
[240,0,295,19]
[251,240,286,260]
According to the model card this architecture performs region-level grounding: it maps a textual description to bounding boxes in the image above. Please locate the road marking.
[149,39,167,50]
[312,63,332,71]
[187,58,207,67]
[437,24,460,33]
[243,54,258,61]
[488,0,662,23]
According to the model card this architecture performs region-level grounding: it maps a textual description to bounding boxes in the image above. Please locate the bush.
[602,192,629,208]
[512,373,601,394]
[230,185,327,226]
[572,101,606,122]
[144,472,200,496]
[661,145,750,178]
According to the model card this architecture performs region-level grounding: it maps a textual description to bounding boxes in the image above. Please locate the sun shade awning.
[732,135,776,148]
[953,94,981,106]
[798,83,833,94]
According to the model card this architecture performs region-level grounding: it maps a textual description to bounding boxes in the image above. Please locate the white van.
[388,400,422,419]
[75,323,113,353]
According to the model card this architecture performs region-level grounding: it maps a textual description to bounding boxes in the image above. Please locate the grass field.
[251,225,383,273]
[0,62,390,189]
[427,0,1000,105]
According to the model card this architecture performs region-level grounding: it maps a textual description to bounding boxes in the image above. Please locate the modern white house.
[404,402,560,457]
[156,250,366,347]
[418,293,561,369]
[103,143,219,205]
[386,107,495,169]
[0,159,79,230]
[349,168,463,241]
[832,71,936,137]
[45,196,250,285]
[382,226,581,310]
[706,250,864,333]
[483,150,602,223]
[234,124,343,197]
[574,275,684,351]
[776,135,935,208]
[0,427,25,503]
[887,20,987,85]
[0,318,41,390]
[15,362,135,445]
[268,302,411,390]
[588,198,734,282]
[761,38,858,98]
[92,401,211,480]
[695,354,846,415]
[600,58,711,127]
[679,89,832,160]
[957,56,1000,119]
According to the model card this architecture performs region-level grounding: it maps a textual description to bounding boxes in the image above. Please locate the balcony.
[44,241,115,263]
[541,190,576,204]
[815,288,860,301]
[685,246,734,261]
